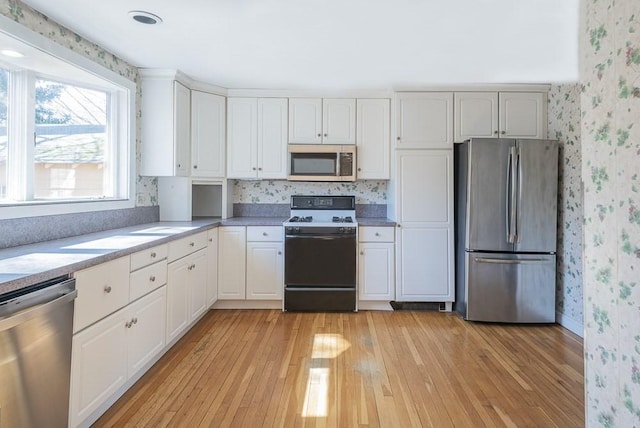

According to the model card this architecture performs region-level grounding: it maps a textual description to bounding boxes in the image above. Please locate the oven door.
[284,231,357,311]
[285,233,356,287]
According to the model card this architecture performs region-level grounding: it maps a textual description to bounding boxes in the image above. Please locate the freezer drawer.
[465,252,555,323]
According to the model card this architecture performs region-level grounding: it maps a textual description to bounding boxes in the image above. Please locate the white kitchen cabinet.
[166,232,208,344]
[73,256,130,333]
[140,72,191,176]
[206,228,219,307]
[70,287,166,427]
[498,92,546,139]
[356,99,390,179]
[358,227,395,301]
[227,97,287,179]
[395,92,453,149]
[217,226,247,299]
[289,98,356,145]
[394,150,454,303]
[191,90,226,177]
[454,91,547,142]
[246,227,284,300]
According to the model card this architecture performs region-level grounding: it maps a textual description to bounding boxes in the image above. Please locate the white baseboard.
[556,311,583,338]
[212,300,283,310]
[358,301,394,311]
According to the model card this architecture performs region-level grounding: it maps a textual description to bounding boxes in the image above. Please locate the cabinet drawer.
[359,227,395,242]
[130,244,168,271]
[168,232,208,262]
[247,226,283,242]
[73,256,130,333]
[130,260,168,302]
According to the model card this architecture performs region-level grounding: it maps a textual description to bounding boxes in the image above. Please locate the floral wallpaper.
[0,0,157,206]
[233,180,387,205]
[548,83,584,334]
[581,0,640,426]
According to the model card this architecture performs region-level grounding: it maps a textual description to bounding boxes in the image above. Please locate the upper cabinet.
[395,92,454,149]
[227,97,288,179]
[289,98,356,145]
[454,92,547,142]
[191,90,226,178]
[140,73,191,176]
[356,99,390,179]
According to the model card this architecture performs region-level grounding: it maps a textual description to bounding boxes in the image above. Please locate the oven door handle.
[285,287,356,291]
[285,234,356,240]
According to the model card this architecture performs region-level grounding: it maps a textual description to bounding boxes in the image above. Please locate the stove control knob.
[339,227,345,234]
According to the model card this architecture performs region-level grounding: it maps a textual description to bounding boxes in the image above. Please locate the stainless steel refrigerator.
[454,138,558,323]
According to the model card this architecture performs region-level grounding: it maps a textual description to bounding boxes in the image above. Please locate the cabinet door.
[396,150,452,225]
[499,92,546,139]
[246,242,283,300]
[396,227,453,301]
[173,81,191,177]
[396,92,453,148]
[69,310,128,427]
[356,99,390,179]
[323,98,356,145]
[289,98,322,144]
[218,227,247,299]
[166,257,190,343]
[359,242,395,301]
[227,98,258,178]
[257,98,288,178]
[191,90,226,177]
[189,249,208,321]
[127,287,166,375]
[454,92,499,142]
[206,228,219,307]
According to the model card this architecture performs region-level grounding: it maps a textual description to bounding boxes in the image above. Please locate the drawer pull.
[133,317,138,325]
[150,275,156,282]
[278,251,282,255]
[125,320,132,328]
[375,232,380,236]
[360,251,364,255]
[209,238,213,242]
[104,285,112,294]
[189,242,195,247]
[150,252,157,258]
[263,232,268,236]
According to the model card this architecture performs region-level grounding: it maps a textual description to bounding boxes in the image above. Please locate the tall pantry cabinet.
[393,92,455,307]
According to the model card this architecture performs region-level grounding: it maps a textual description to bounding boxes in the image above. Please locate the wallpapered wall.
[548,83,584,334]
[0,0,158,207]
[233,180,387,205]
[582,0,640,425]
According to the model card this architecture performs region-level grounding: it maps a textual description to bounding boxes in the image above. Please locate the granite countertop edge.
[0,218,224,296]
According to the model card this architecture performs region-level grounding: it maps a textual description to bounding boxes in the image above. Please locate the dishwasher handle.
[0,279,77,332]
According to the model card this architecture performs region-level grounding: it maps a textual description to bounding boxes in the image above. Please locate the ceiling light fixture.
[1,49,25,58]
[128,10,163,25]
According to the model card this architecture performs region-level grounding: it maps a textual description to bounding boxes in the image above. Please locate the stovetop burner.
[332,216,353,223]
[288,216,313,223]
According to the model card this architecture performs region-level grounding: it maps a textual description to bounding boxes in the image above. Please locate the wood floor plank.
[93,310,584,428]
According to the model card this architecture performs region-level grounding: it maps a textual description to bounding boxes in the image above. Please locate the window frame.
[0,14,136,220]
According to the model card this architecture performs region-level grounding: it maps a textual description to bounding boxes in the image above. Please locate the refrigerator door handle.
[508,146,518,243]
[516,146,523,243]
[474,257,552,264]
[505,150,513,243]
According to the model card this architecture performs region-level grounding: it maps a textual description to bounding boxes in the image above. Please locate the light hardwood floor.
[93,310,584,427]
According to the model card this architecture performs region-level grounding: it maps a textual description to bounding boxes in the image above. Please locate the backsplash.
[232,180,387,205]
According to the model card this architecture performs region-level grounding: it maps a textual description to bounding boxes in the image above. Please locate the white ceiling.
[21,0,580,90]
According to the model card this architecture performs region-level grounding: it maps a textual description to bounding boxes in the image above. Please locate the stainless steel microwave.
[288,145,356,182]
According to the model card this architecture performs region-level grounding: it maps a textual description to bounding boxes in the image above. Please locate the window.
[0,16,135,219]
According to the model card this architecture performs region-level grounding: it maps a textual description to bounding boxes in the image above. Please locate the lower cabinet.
[358,227,395,301]
[218,226,284,301]
[166,247,208,344]
[69,287,166,427]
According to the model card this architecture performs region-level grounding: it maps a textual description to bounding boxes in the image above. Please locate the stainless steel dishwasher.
[0,275,77,428]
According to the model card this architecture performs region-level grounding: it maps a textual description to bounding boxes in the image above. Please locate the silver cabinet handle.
[358,167,362,171]
[396,136,400,141]
[317,133,322,137]
[104,285,112,293]
[208,238,213,242]
[150,252,157,258]
[125,321,131,328]
[278,251,282,255]
[494,130,499,135]
[193,165,198,169]
[253,167,257,171]
[133,317,138,324]
[258,167,262,171]
[324,133,328,137]
[150,275,156,282]
[189,242,195,247]
[375,232,380,236]
[177,163,181,168]
[360,251,364,255]
[501,130,506,135]
[263,232,268,236]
